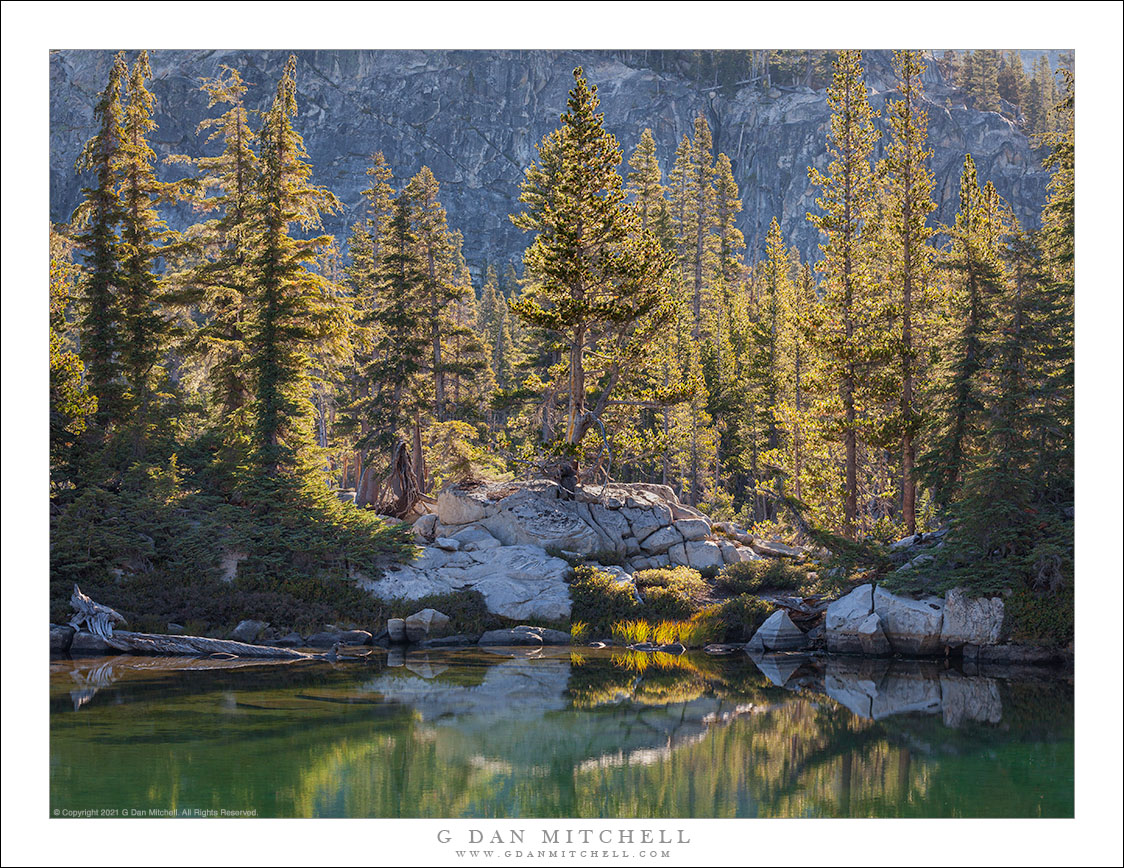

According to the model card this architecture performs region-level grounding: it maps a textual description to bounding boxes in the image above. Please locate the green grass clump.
[570,621,590,644]
[718,559,807,595]
[611,619,652,645]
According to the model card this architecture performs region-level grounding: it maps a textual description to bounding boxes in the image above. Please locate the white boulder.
[684,539,725,570]
[825,584,875,654]
[674,518,711,541]
[436,486,492,524]
[404,608,451,643]
[873,586,944,656]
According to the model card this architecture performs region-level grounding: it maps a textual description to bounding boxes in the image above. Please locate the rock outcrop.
[360,480,771,621]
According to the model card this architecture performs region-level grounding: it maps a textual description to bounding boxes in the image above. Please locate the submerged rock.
[479,628,544,647]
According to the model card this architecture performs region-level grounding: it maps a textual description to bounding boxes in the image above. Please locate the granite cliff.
[49,49,1051,273]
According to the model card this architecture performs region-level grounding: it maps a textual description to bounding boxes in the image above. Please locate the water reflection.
[50,649,1073,818]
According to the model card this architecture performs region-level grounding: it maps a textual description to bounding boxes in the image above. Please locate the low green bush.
[691,595,776,643]
[634,566,708,620]
[1004,585,1074,647]
[569,564,641,636]
[718,559,807,595]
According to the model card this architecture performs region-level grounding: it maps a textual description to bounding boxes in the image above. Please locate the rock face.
[360,541,572,622]
[941,587,1004,647]
[50,50,1050,276]
[750,610,806,652]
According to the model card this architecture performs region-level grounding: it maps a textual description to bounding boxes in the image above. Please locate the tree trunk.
[566,329,586,446]
[412,416,425,493]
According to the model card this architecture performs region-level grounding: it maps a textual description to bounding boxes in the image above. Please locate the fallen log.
[101,630,317,660]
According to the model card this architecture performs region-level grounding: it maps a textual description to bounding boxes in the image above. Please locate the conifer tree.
[73,52,128,427]
[748,218,789,509]
[248,55,341,481]
[626,128,667,233]
[359,192,431,476]
[340,152,396,485]
[442,242,493,417]
[682,114,718,337]
[117,51,176,453]
[405,166,465,422]
[511,67,675,460]
[776,257,819,507]
[50,228,98,487]
[968,49,1001,112]
[173,65,260,440]
[881,49,937,533]
[920,156,1011,506]
[478,265,517,390]
[1034,70,1075,504]
[806,49,880,537]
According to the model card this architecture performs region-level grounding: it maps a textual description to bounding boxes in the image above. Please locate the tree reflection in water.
[49,648,1073,817]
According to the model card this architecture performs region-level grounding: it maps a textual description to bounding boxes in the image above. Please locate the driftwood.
[69,585,127,639]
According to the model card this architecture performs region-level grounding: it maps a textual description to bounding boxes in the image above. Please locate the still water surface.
[50,648,1073,818]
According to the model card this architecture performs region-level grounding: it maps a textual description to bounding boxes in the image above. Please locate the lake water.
[49,648,1073,818]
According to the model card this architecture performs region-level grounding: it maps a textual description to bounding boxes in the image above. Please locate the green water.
[49,648,1073,818]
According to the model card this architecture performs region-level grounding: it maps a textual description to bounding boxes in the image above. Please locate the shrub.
[1004,585,1074,647]
[718,559,806,595]
[634,566,707,620]
[569,564,640,636]
[690,595,775,643]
